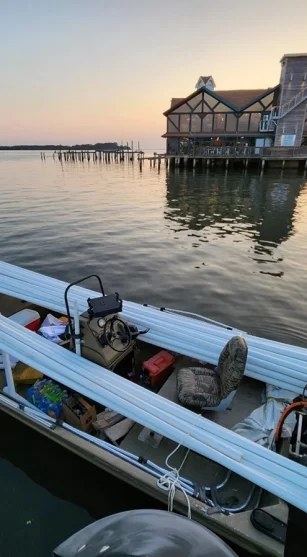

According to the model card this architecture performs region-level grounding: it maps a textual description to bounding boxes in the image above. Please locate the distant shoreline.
[0,143,131,151]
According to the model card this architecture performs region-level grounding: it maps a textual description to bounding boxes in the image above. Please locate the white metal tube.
[0,261,305,354]
[296,413,303,455]
[73,300,81,356]
[2,270,307,378]
[2,351,16,396]
[0,314,305,484]
[0,319,287,465]
[2,336,307,512]
[1,265,307,365]
[0,274,304,392]
[1,317,307,489]
[0,330,242,462]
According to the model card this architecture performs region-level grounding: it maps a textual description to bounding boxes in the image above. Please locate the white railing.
[279,84,307,118]
[259,118,276,132]
[259,86,307,132]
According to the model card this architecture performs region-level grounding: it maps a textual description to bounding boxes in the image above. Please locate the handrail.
[279,84,307,118]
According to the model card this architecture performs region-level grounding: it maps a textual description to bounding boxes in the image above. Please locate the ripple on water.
[0,152,307,347]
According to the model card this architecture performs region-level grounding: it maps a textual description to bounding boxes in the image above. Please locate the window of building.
[187,93,203,110]
[261,92,275,110]
[213,102,232,112]
[204,93,219,110]
[213,113,226,132]
[226,113,237,132]
[179,114,190,132]
[173,103,192,113]
[237,113,250,132]
[202,114,213,132]
[249,113,262,132]
[167,115,179,132]
[191,114,202,132]
[244,102,265,112]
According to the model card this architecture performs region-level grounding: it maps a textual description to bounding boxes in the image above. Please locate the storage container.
[142,350,175,388]
[9,308,41,332]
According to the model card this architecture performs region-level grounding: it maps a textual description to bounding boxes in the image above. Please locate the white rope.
[157,438,191,519]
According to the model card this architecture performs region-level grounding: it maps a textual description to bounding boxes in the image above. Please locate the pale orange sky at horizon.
[1,0,307,149]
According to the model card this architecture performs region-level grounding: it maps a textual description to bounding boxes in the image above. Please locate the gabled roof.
[165,85,279,115]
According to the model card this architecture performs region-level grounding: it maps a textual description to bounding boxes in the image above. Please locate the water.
[1,151,307,555]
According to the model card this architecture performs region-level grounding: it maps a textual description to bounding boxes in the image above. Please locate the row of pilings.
[53,149,145,164]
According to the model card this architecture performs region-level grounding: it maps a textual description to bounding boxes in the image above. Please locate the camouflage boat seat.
[177,336,248,410]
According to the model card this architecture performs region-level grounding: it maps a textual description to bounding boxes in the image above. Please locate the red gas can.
[142,350,175,389]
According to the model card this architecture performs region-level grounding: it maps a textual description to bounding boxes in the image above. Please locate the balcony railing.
[259,119,276,132]
[171,146,307,159]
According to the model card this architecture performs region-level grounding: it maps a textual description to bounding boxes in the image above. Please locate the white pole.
[74,300,81,356]
[2,351,15,396]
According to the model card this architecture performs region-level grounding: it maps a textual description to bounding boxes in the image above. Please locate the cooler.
[9,308,41,331]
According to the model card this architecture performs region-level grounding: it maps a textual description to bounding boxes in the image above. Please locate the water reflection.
[164,169,305,260]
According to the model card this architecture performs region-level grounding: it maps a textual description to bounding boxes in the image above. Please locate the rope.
[157,439,191,519]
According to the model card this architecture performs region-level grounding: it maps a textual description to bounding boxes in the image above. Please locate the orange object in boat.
[142,350,175,388]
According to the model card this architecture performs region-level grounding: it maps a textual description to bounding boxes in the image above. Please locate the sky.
[1,0,307,149]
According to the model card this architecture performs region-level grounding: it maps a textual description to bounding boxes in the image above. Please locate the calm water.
[1,151,307,555]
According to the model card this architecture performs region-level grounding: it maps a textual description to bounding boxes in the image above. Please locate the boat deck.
[121,357,274,509]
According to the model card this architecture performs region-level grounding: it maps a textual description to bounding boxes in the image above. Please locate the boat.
[0,261,306,556]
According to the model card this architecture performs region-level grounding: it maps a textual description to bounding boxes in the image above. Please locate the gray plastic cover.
[53,509,238,557]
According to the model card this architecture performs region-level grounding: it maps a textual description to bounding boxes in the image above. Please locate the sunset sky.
[1,0,307,149]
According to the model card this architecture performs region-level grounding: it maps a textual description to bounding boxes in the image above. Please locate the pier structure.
[49,145,307,172]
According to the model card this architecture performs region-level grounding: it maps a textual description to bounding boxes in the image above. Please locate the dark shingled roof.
[169,87,276,112]
[213,89,272,108]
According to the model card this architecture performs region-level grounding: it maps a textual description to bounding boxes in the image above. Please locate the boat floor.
[121,355,276,509]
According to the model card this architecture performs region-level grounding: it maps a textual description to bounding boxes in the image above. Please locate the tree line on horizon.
[0,142,131,151]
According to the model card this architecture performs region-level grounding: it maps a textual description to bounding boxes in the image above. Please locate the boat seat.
[177,336,248,410]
